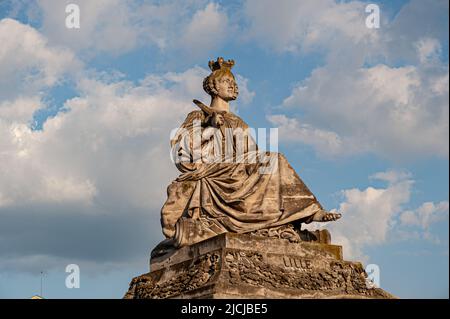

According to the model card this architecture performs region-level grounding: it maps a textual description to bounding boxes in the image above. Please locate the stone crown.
[208,57,235,72]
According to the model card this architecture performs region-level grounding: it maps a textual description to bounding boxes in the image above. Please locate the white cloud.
[179,3,229,57]
[0,18,256,274]
[370,170,413,184]
[243,0,377,54]
[0,68,191,270]
[28,0,232,59]
[267,114,344,156]
[415,38,442,64]
[0,69,206,209]
[37,0,138,55]
[381,0,449,64]
[0,18,78,101]
[304,171,448,261]
[243,0,448,64]
[235,74,255,106]
[400,201,449,229]
[274,60,448,160]
[0,97,43,124]
[246,0,448,161]
[396,200,449,244]
[0,18,254,211]
[1,64,254,208]
[325,171,413,260]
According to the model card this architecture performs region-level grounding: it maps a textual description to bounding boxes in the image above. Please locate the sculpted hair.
[203,69,238,97]
[203,57,238,97]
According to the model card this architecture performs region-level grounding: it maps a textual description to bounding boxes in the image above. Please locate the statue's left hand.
[212,113,224,127]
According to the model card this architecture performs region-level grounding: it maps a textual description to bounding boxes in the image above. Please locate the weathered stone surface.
[124,233,395,299]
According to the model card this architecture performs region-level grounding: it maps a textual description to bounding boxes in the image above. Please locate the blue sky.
[0,0,448,299]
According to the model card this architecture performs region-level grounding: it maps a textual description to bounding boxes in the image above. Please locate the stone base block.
[124,233,394,299]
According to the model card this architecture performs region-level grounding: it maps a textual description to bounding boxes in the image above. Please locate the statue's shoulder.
[181,110,205,126]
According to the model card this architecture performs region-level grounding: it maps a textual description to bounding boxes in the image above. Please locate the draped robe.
[160,109,324,248]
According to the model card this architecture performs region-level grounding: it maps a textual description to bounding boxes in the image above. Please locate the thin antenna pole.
[40,271,43,297]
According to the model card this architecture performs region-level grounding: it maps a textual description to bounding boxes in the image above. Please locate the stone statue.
[152,57,341,257]
[125,57,395,300]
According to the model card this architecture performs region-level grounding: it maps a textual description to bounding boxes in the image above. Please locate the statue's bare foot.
[311,210,342,222]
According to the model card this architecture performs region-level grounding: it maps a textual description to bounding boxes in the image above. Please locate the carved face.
[214,74,238,101]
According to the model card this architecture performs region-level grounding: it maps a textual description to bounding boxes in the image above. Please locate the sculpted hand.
[212,113,224,127]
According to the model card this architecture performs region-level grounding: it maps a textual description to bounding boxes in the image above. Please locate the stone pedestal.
[124,233,394,299]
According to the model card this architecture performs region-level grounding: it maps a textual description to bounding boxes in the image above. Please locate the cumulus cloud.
[276,59,448,160]
[267,114,344,156]
[248,0,448,161]
[415,38,442,64]
[0,18,255,274]
[0,62,253,211]
[0,97,44,124]
[0,67,198,272]
[37,0,139,55]
[0,68,206,209]
[0,18,78,101]
[381,0,449,65]
[235,74,255,106]
[179,3,229,57]
[400,201,449,229]
[370,170,412,184]
[243,0,377,54]
[305,171,448,261]
[243,0,448,61]
[17,0,232,60]
[326,171,413,260]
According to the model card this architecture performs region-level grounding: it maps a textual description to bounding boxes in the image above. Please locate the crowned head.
[203,57,239,101]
